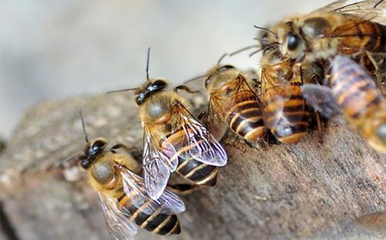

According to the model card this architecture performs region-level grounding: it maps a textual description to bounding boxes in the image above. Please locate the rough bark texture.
[0,92,385,240]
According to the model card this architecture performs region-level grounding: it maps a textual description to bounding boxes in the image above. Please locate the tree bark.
[0,92,385,240]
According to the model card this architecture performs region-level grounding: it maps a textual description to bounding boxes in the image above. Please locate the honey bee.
[259,46,324,143]
[302,55,386,153]
[202,55,266,142]
[272,0,386,65]
[75,112,185,239]
[124,49,227,200]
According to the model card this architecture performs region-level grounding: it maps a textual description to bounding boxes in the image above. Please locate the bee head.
[204,65,236,90]
[135,79,168,105]
[80,138,107,170]
[278,21,306,61]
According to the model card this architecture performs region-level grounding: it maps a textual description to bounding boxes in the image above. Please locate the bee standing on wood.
[74,112,185,239]
[110,49,228,200]
[201,55,266,142]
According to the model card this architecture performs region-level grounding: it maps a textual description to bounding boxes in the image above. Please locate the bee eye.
[80,159,90,169]
[136,93,144,105]
[204,77,211,88]
[287,33,300,51]
[149,80,167,92]
[90,140,106,155]
[218,65,234,72]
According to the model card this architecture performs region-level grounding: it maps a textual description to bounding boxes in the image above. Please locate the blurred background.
[0,0,335,138]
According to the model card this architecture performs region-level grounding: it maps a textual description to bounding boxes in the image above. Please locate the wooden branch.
[0,92,385,240]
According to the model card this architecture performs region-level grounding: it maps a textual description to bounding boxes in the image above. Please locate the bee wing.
[261,86,288,129]
[301,84,341,118]
[98,192,138,240]
[314,0,386,24]
[120,167,185,215]
[174,102,227,167]
[142,128,178,200]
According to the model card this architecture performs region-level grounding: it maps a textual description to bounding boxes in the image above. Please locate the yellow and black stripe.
[162,126,219,186]
[262,82,309,143]
[224,90,265,141]
[337,19,386,52]
[117,193,181,235]
[332,58,382,120]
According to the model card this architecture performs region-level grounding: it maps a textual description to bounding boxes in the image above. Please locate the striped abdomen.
[117,193,181,235]
[162,127,219,186]
[262,83,309,143]
[176,158,218,185]
[224,90,265,141]
[336,19,386,53]
[331,56,383,120]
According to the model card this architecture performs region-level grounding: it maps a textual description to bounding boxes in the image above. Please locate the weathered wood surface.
[0,92,385,240]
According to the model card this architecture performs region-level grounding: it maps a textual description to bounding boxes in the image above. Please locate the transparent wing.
[174,101,227,167]
[98,192,138,240]
[142,129,178,200]
[314,0,386,24]
[120,167,185,215]
[261,86,291,129]
[301,84,341,118]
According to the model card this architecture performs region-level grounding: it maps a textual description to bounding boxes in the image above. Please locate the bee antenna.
[229,45,259,57]
[217,53,229,64]
[184,74,207,84]
[79,111,89,143]
[106,88,137,94]
[146,47,151,81]
[249,42,278,58]
[254,25,278,38]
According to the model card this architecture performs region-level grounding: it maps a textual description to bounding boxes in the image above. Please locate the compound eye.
[204,77,212,89]
[90,140,106,154]
[287,33,300,51]
[151,80,167,91]
[80,159,90,169]
[136,93,144,105]
[218,65,234,72]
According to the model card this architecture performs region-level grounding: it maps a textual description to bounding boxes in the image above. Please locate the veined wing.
[142,128,178,200]
[172,101,227,167]
[98,192,138,240]
[120,166,185,215]
[313,0,386,24]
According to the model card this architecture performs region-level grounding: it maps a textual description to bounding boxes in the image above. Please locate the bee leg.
[362,52,378,75]
[174,85,201,94]
[166,183,197,195]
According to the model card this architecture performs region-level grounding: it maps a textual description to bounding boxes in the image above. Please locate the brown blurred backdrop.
[0,0,335,138]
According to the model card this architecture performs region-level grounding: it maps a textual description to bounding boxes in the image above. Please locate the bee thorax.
[145,99,171,123]
[91,163,114,185]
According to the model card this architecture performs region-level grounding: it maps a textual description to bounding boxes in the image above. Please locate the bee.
[302,55,386,153]
[272,0,386,65]
[119,49,227,200]
[75,112,185,239]
[202,55,266,142]
[259,46,324,143]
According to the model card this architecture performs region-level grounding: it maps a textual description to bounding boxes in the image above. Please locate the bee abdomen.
[225,92,265,141]
[332,59,383,119]
[177,158,218,186]
[339,20,386,52]
[118,194,181,235]
[262,86,309,143]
